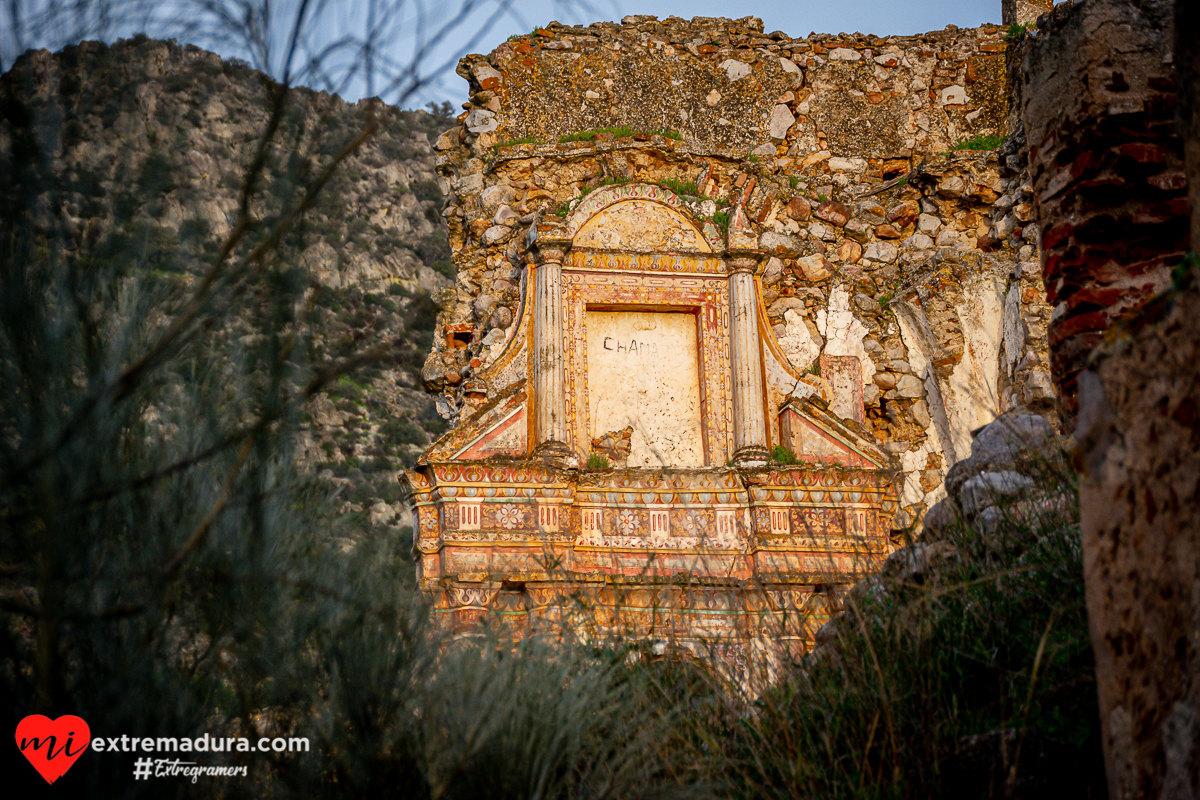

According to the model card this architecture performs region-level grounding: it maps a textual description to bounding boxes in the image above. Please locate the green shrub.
[136,152,176,196]
[1006,22,1035,41]
[660,177,700,197]
[558,125,681,143]
[411,178,444,204]
[381,417,425,446]
[413,231,451,267]
[587,452,611,470]
[771,444,798,465]
[709,463,1098,799]
[951,134,1004,151]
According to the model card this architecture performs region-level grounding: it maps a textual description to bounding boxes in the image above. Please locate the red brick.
[1132,204,1180,226]
[1072,149,1103,178]
[1041,221,1076,250]
[1147,172,1187,191]
[1067,285,1125,309]
[754,198,774,223]
[1119,142,1171,164]
[1078,176,1128,190]
[1050,310,1109,344]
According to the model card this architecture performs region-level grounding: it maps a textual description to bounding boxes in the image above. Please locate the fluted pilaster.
[727,256,768,466]
[532,245,567,448]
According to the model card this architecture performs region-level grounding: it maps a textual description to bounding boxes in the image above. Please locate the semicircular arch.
[564,183,721,253]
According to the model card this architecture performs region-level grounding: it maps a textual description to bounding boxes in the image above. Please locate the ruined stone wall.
[425,14,1056,527]
[1021,1,1199,796]
[1020,0,1187,423]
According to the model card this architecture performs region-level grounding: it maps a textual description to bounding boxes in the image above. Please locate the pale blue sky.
[3,1,1003,111]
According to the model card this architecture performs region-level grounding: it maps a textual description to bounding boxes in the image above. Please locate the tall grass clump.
[951,134,1005,151]
[704,455,1104,799]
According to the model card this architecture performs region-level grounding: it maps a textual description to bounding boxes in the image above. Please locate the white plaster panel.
[1002,281,1024,375]
[894,301,958,505]
[818,285,876,386]
[946,274,1005,456]
[586,311,704,468]
[777,309,820,371]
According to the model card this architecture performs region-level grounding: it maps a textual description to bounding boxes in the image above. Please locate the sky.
[2,0,1003,112]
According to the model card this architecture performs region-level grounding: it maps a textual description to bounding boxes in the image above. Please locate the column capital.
[726,253,762,275]
[732,444,771,468]
[532,439,579,470]
[530,242,570,266]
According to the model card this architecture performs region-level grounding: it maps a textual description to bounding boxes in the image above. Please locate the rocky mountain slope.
[0,36,454,534]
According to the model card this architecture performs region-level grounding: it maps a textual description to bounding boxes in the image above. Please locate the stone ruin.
[403,2,1059,652]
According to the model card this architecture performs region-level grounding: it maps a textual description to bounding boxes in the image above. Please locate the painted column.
[531,243,570,457]
[727,255,769,466]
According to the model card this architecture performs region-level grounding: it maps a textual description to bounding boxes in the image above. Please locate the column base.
[732,445,771,468]
[532,440,580,470]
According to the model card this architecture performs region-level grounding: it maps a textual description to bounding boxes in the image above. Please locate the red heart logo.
[15,715,91,784]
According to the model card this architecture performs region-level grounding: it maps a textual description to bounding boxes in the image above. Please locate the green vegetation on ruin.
[1006,22,1035,41]
[660,177,700,197]
[494,134,541,149]
[951,133,1005,151]
[558,125,682,143]
[771,444,799,465]
[586,452,612,470]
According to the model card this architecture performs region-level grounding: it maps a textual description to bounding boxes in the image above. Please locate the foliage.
[771,444,799,465]
[586,452,611,470]
[380,418,425,446]
[1006,23,1035,41]
[702,461,1101,799]
[951,134,1005,152]
[558,126,681,143]
[575,175,629,202]
[660,177,700,197]
[1170,251,1200,290]
[410,178,444,204]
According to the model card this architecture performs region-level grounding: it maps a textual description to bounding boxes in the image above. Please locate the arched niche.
[565,183,723,254]
[558,184,731,469]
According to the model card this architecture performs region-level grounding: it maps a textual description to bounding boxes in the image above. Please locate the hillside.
[0,36,454,536]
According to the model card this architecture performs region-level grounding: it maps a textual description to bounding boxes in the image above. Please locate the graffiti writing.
[601,337,660,356]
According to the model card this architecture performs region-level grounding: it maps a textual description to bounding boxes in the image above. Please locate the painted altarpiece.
[405,184,899,657]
